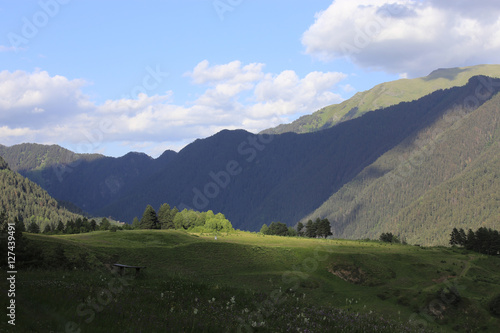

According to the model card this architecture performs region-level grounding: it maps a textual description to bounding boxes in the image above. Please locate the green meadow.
[4,230,500,332]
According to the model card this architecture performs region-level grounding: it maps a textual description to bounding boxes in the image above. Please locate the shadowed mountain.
[0,144,177,216]
[3,76,500,245]
[99,76,500,233]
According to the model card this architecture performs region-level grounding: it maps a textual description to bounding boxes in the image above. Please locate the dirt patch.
[432,275,456,283]
[328,264,367,285]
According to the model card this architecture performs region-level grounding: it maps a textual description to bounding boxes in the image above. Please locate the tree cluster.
[25,216,121,234]
[260,222,296,237]
[135,203,234,233]
[379,232,401,244]
[450,227,500,255]
[298,218,332,238]
[260,218,332,238]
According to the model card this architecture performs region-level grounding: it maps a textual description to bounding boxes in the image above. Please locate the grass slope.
[263,64,500,135]
[4,230,500,332]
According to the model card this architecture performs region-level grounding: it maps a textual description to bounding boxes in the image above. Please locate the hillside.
[304,80,500,245]
[263,64,500,135]
[0,156,83,226]
[3,76,500,239]
[8,230,500,332]
[98,76,500,233]
[0,144,177,215]
[0,143,103,173]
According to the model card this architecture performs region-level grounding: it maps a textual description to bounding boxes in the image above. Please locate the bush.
[489,294,500,318]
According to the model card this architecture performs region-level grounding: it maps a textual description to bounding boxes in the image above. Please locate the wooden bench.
[112,263,146,275]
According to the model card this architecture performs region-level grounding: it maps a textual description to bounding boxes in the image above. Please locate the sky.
[1,0,499,158]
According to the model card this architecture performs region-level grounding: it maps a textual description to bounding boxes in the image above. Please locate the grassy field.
[2,230,500,332]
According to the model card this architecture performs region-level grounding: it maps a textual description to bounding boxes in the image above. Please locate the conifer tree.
[56,220,65,233]
[458,228,467,246]
[140,205,159,229]
[27,221,40,233]
[449,228,459,246]
[158,203,175,229]
[100,218,111,231]
[305,219,316,238]
[296,222,304,237]
[131,217,140,229]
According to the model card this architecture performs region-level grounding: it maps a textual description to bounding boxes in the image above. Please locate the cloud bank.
[0,63,346,156]
[302,0,500,77]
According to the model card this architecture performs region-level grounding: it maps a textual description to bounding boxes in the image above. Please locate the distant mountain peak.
[262,64,500,135]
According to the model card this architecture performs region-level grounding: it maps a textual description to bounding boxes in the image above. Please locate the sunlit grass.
[7,230,500,332]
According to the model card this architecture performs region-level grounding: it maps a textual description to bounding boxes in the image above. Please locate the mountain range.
[263,64,500,135]
[1,65,499,245]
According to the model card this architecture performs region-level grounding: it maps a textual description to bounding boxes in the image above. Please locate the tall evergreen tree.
[296,222,304,237]
[15,216,26,233]
[56,220,65,233]
[43,224,52,234]
[449,228,460,246]
[131,217,140,229]
[140,205,159,229]
[305,219,316,238]
[90,219,97,231]
[466,229,476,251]
[100,218,111,231]
[158,203,175,229]
[27,221,40,233]
[317,219,332,238]
[458,228,467,246]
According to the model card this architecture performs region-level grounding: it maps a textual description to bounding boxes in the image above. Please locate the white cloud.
[186,60,265,85]
[302,0,500,77]
[0,64,347,156]
[0,70,90,128]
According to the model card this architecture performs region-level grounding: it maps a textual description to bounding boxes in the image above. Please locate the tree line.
[450,227,500,255]
[260,218,332,238]
[133,203,234,233]
[19,215,120,234]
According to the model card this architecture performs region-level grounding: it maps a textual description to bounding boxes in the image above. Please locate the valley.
[5,229,500,332]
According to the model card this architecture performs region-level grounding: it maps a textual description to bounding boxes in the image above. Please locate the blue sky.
[1,1,499,157]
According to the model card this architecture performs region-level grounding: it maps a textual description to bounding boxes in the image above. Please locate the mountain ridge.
[262,64,500,135]
[0,155,84,225]
[2,72,499,245]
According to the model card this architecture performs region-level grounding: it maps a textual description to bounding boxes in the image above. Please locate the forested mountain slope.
[0,143,102,173]
[0,144,177,215]
[303,78,500,245]
[0,156,82,225]
[263,64,500,135]
[100,76,500,233]
[3,76,499,243]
